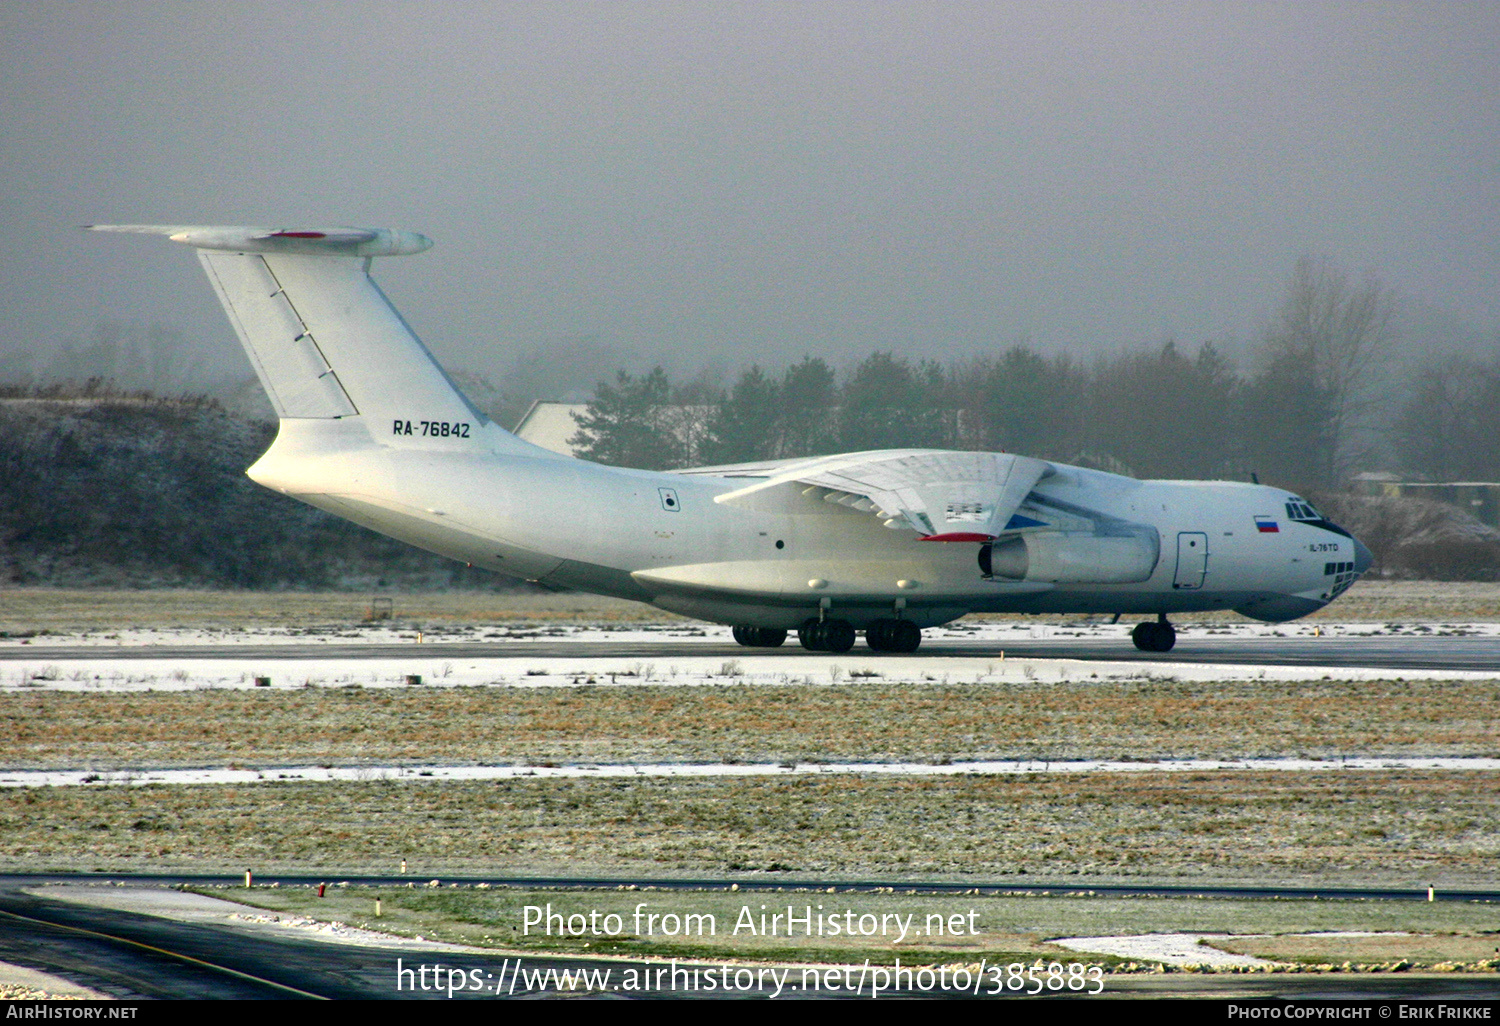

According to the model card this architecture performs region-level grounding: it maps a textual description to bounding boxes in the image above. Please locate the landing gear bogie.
[731,626,787,648]
[864,618,922,653]
[798,618,857,653]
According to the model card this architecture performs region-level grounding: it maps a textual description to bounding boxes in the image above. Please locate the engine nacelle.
[980,531,1159,584]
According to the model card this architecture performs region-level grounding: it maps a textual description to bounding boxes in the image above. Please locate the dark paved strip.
[3,635,1498,672]
[0,879,911,999]
[0,891,329,999]
[940,635,1500,673]
[4,876,1498,1000]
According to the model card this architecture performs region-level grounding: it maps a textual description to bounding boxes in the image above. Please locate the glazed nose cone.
[1353,535,1374,575]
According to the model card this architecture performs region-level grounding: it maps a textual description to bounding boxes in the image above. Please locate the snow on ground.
[1053,933,1275,968]
[0,959,113,999]
[3,619,1498,650]
[5,757,1497,789]
[0,654,1487,692]
[2,622,1495,693]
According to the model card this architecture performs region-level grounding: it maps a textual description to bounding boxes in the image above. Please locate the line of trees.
[568,259,1500,491]
[0,395,504,589]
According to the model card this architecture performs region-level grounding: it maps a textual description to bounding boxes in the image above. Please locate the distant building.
[511,400,717,464]
[512,401,588,456]
[1351,473,1500,529]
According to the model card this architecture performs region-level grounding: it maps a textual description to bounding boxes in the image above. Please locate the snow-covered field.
[1054,933,1276,968]
[2,620,1494,693]
[2,651,1486,693]
[5,618,1499,649]
[5,756,1499,789]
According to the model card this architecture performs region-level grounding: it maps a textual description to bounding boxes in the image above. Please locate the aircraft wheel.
[865,619,896,651]
[735,626,787,647]
[799,620,826,651]
[822,619,856,654]
[890,619,922,653]
[1154,620,1176,652]
[1131,621,1176,652]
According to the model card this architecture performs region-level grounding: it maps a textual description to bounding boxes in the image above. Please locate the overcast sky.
[2,2,1497,393]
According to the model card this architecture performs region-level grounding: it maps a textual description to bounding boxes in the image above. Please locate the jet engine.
[979,530,1159,584]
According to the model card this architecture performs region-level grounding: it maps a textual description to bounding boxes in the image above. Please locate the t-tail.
[87,224,553,461]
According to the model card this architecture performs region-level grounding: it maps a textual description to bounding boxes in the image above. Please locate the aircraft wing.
[707,449,1054,539]
[672,456,811,479]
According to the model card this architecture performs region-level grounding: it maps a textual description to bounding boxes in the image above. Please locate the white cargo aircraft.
[93,225,1372,654]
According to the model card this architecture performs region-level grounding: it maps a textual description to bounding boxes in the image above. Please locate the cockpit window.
[1285,498,1322,522]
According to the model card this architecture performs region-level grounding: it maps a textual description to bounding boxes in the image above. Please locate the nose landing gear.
[1131,615,1176,653]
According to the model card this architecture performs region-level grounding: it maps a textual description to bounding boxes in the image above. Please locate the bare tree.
[1261,256,1394,485]
[1394,354,1500,481]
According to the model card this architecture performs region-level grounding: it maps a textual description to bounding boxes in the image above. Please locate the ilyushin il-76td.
[93,225,1372,654]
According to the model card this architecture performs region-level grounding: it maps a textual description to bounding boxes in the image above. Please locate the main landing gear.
[735,616,925,654]
[798,618,857,653]
[731,626,787,648]
[789,618,923,653]
[1131,614,1176,653]
[864,618,922,653]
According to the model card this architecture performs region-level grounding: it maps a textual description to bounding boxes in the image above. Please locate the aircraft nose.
[1353,535,1374,575]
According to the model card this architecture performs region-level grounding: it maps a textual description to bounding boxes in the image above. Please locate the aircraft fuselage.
[250,418,1365,632]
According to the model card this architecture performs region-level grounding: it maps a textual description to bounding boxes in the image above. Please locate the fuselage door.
[1173,532,1208,589]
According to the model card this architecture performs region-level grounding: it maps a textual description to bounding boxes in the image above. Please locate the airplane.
[91,224,1373,654]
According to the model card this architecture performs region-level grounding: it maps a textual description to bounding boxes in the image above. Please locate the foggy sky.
[2,2,1497,393]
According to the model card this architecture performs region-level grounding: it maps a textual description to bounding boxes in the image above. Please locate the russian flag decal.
[1255,516,1279,533]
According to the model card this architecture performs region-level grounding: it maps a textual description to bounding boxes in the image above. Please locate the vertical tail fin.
[195,250,363,419]
[89,225,546,456]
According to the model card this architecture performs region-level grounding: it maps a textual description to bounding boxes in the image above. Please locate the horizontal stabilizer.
[91,223,500,447]
[88,224,433,257]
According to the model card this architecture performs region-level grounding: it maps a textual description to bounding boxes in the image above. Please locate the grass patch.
[1213,933,1500,968]
[5,772,1499,884]
[0,588,666,633]
[5,679,1499,770]
[188,884,1500,970]
[192,884,1059,964]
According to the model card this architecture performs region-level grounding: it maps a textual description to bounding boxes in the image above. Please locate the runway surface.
[4,628,1496,999]
[2,875,1498,1000]
[4,634,1499,672]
